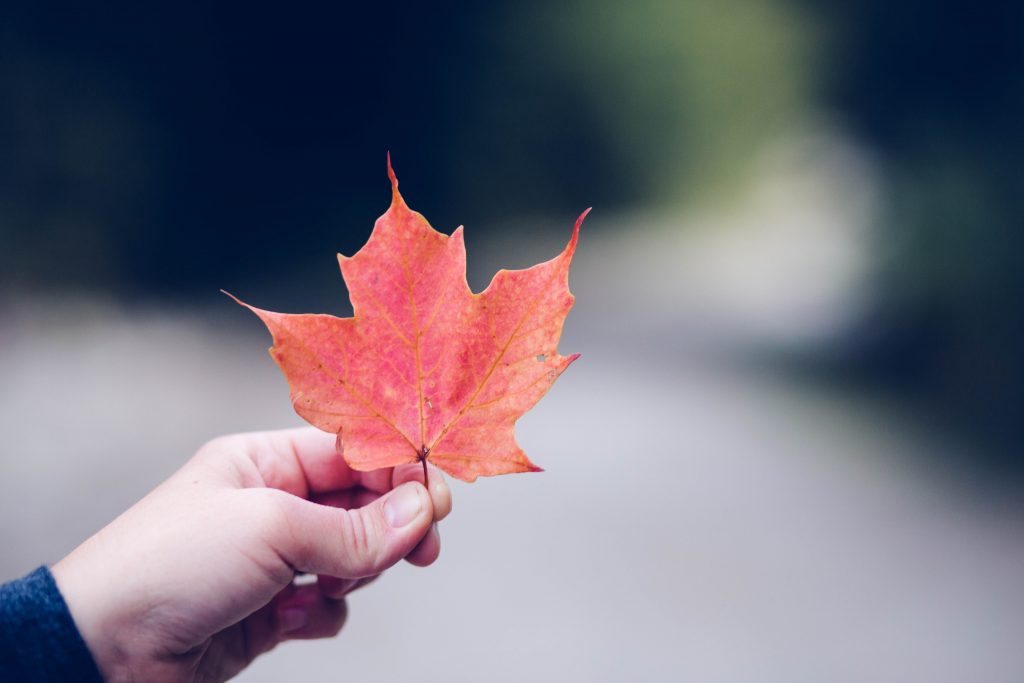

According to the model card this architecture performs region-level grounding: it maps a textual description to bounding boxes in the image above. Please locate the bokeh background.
[3,1,1024,680]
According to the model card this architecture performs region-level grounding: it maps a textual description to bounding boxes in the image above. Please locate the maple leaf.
[230,156,587,482]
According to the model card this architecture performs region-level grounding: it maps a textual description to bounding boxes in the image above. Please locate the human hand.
[51,427,451,683]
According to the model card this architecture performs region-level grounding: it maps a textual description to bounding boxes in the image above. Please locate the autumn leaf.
[230,156,587,482]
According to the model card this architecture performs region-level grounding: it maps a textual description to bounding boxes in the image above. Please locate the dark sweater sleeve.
[0,566,105,682]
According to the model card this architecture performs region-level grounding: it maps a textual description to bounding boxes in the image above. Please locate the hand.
[51,427,451,683]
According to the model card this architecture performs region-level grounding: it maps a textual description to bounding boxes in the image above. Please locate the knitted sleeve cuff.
[0,566,105,682]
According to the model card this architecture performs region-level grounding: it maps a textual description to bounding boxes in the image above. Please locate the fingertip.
[429,469,452,522]
[392,463,452,522]
[404,523,441,567]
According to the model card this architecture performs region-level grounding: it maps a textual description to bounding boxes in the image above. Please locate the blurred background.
[2,1,1023,680]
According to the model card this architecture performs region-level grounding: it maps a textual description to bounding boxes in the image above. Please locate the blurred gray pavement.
[4,294,1024,681]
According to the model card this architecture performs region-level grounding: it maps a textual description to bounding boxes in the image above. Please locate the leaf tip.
[386,151,404,207]
[222,289,245,307]
[222,290,270,323]
[567,207,590,253]
[576,207,593,227]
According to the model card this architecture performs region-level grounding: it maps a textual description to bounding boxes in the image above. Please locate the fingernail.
[384,484,424,528]
[280,607,307,633]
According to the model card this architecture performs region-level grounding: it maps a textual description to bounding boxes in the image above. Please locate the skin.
[51,427,452,683]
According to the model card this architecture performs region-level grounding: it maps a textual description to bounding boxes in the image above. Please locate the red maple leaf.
[231,156,587,482]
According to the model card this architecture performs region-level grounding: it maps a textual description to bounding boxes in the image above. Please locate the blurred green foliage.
[510,0,816,203]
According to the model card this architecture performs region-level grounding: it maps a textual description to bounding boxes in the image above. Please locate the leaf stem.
[419,445,430,488]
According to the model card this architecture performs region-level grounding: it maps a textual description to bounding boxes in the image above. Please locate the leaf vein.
[288,332,416,453]
[428,264,565,450]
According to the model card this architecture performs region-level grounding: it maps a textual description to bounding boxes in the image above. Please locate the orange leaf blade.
[233,160,586,482]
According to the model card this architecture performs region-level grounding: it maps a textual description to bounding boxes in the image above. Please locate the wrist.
[52,542,138,683]
[51,519,224,683]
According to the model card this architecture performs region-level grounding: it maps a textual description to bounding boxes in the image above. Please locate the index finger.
[240,428,450,515]
[236,427,401,497]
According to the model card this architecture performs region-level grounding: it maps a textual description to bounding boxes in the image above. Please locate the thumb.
[271,482,434,579]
